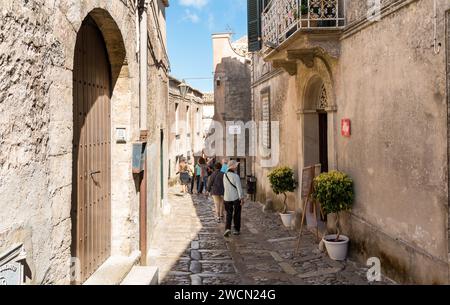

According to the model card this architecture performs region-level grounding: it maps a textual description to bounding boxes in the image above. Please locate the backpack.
[180,171,191,184]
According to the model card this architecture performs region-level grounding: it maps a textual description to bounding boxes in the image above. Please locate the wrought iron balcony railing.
[262,0,346,47]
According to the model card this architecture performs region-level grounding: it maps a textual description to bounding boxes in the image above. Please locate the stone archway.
[302,75,332,172]
[296,51,338,173]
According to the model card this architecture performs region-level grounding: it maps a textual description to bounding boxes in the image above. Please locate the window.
[175,103,179,135]
[186,106,191,135]
[196,108,202,135]
[261,88,271,149]
[247,0,264,52]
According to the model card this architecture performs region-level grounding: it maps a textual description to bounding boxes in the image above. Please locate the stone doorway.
[303,76,331,173]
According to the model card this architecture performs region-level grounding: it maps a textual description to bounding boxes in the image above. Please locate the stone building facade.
[249,0,450,284]
[168,76,205,184]
[212,33,252,179]
[0,0,170,284]
[202,93,215,137]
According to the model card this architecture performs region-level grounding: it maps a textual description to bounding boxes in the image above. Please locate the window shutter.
[247,0,262,52]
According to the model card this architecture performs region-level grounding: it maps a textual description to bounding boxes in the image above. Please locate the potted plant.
[268,167,297,228]
[313,171,354,261]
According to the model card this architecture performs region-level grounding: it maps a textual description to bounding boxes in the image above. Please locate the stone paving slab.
[151,188,395,286]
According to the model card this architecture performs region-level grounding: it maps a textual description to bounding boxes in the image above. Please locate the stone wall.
[0,0,169,284]
[337,0,450,283]
[447,10,450,260]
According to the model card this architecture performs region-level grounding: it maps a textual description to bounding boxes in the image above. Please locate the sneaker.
[224,230,232,238]
[233,230,241,236]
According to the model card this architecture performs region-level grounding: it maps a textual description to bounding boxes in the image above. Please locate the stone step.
[84,251,141,285]
[121,266,159,286]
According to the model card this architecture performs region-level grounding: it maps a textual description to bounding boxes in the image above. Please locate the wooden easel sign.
[295,164,321,255]
[301,164,321,199]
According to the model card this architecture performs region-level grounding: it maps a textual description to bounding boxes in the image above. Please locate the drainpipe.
[137,0,150,267]
[139,0,149,132]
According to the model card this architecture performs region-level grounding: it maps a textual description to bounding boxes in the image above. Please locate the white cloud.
[179,0,209,9]
[183,9,200,23]
[207,13,215,30]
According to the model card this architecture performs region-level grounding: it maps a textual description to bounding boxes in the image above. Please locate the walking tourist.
[177,158,191,194]
[207,163,225,223]
[223,160,245,237]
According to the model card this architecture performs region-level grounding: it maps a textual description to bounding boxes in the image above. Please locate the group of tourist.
[177,157,245,237]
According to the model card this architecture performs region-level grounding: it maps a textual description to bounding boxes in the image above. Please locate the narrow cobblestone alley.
[148,188,393,285]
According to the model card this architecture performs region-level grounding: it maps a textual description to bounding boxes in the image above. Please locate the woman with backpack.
[177,158,191,194]
[223,160,245,237]
[207,163,225,223]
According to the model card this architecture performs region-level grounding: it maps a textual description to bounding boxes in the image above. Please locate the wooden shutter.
[247,0,262,52]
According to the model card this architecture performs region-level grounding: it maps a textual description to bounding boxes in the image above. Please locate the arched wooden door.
[72,16,112,283]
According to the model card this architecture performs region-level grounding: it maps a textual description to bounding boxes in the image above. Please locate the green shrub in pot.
[313,171,354,242]
[268,167,297,214]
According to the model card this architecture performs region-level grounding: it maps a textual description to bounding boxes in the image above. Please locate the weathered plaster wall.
[336,0,450,283]
[252,53,300,212]
[0,0,168,284]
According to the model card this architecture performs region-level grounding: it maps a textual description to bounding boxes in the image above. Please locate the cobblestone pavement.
[148,188,394,285]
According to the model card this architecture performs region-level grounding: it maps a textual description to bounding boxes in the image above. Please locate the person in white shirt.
[223,160,245,237]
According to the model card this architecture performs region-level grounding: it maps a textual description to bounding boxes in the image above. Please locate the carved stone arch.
[303,75,324,111]
[297,50,336,113]
[84,8,128,87]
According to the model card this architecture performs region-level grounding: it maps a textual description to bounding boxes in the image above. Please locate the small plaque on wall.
[341,119,351,137]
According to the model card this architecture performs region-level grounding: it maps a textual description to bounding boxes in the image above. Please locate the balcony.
[262,0,345,48]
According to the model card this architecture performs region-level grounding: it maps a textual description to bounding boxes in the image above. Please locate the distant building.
[168,77,205,184]
[202,93,215,137]
[211,33,252,179]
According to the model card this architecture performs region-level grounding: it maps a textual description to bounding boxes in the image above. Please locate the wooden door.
[72,16,112,283]
[318,113,329,173]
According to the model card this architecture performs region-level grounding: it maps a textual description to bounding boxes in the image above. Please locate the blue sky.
[167,0,247,93]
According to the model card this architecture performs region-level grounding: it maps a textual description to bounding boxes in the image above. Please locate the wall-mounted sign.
[116,127,127,144]
[228,125,242,135]
[341,119,351,137]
